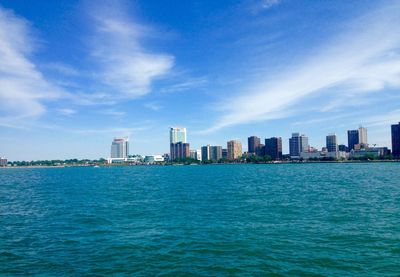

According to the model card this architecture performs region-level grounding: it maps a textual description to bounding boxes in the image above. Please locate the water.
[1,163,400,276]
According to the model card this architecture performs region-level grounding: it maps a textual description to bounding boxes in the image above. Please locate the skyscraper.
[289,133,308,158]
[210,146,222,162]
[392,122,400,158]
[201,145,211,161]
[347,130,359,151]
[248,136,260,154]
[227,140,242,160]
[358,126,368,147]
[110,137,129,158]
[170,127,188,160]
[265,137,282,160]
[170,127,187,144]
[326,134,338,152]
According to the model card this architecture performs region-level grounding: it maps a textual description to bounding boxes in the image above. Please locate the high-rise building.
[227,140,242,160]
[248,136,260,154]
[358,126,368,147]
[326,134,338,152]
[111,137,129,158]
[201,145,211,161]
[392,122,400,158]
[170,127,187,144]
[222,149,228,159]
[170,127,188,160]
[347,130,359,151]
[265,137,282,160]
[289,133,308,158]
[256,144,265,157]
[210,146,222,162]
[170,142,190,160]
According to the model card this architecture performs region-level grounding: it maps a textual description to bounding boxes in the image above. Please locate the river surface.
[1,163,400,276]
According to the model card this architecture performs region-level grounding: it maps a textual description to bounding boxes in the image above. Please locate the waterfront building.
[0,157,7,167]
[256,144,265,157]
[170,127,187,144]
[392,122,400,158]
[227,140,242,160]
[170,127,188,160]
[338,144,348,152]
[170,142,190,160]
[326,134,338,152]
[222,149,228,159]
[248,136,260,154]
[265,137,282,160]
[144,155,164,163]
[347,130,359,151]
[289,133,309,159]
[190,149,202,161]
[210,146,222,162]
[201,145,211,161]
[110,137,129,158]
[358,126,368,147]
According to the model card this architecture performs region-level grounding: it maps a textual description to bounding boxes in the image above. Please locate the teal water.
[1,163,400,276]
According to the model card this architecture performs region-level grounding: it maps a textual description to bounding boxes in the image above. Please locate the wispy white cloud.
[247,0,281,14]
[143,102,162,111]
[0,6,64,127]
[204,2,400,133]
[159,77,208,93]
[57,108,76,116]
[89,2,174,99]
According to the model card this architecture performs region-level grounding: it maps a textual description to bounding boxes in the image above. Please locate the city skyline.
[1,1,400,160]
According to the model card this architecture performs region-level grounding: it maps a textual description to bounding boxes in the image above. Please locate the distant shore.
[1,159,399,169]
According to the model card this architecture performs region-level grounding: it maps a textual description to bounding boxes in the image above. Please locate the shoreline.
[1,159,399,169]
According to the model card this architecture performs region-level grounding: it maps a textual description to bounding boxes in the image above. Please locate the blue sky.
[1,0,400,160]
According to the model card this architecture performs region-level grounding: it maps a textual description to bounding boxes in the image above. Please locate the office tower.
[170,127,188,159]
[170,142,190,160]
[347,130,359,151]
[358,126,368,147]
[248,136,260,154]
[210,146,222,162]
[170,127,187,144]
[289,133,309,158]
[227,140,242,160]
[111,137,129,158]
[222,149,228,159]
[201,145,211,161]
[256,144,265,157]
[392,122,400,158]
[265,137,282,160]
[326,134,338,152]
[338,144,348,152]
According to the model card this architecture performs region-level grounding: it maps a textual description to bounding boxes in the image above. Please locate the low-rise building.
[144,155,164,163]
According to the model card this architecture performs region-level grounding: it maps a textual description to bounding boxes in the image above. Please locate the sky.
[1,0,400,160]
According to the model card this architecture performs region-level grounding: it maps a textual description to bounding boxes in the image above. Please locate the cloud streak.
[89,2,174,98]
[0,7,64,127]
[204,2,400,132]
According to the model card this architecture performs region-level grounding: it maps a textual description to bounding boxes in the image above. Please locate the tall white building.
[358,126,368,146]
[111,137,129,158]
[170,127,187,144]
